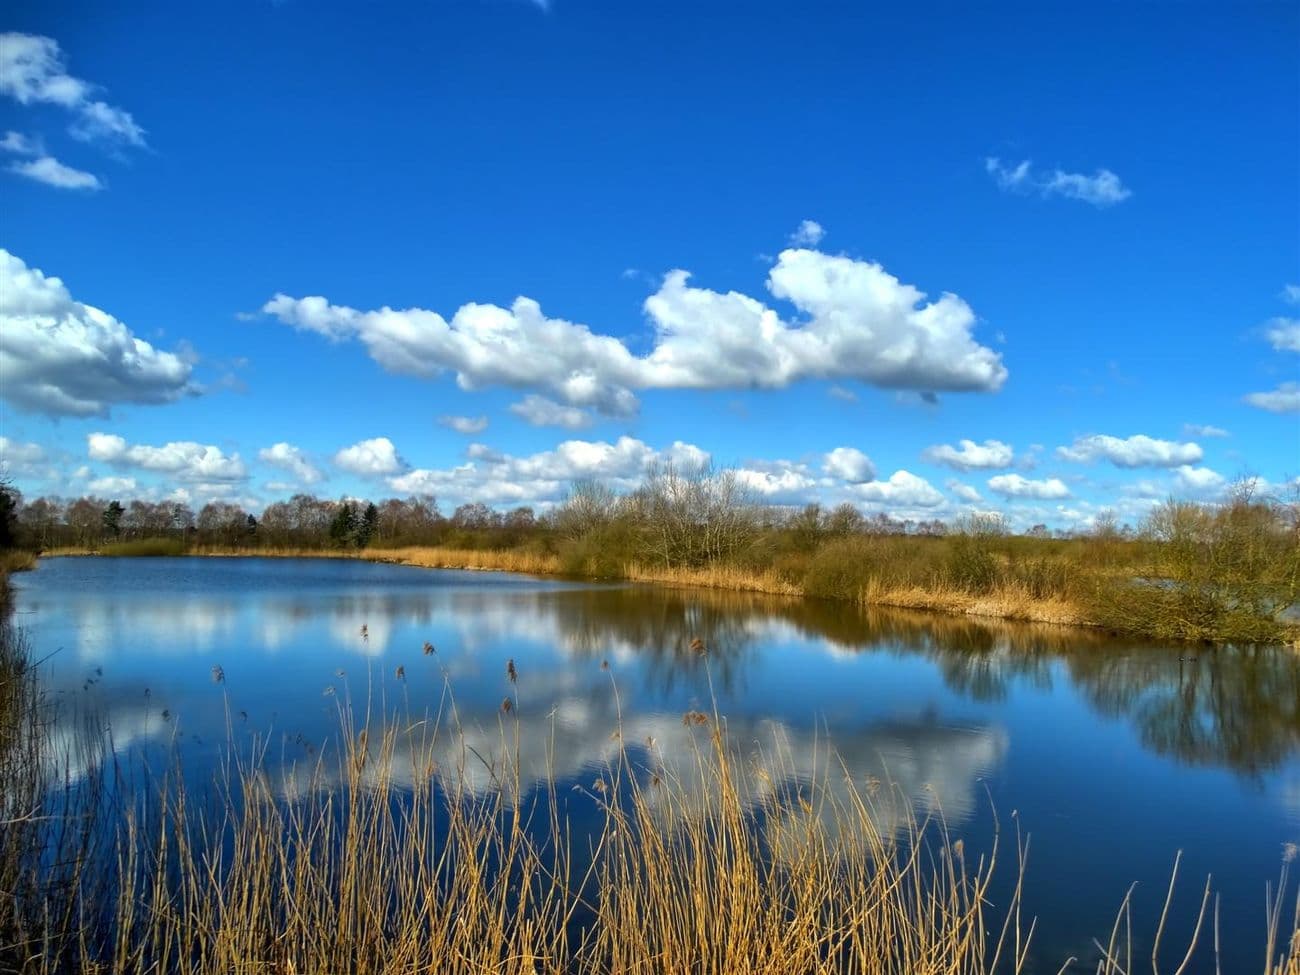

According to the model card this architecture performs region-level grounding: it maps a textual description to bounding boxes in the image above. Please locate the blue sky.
[1,0,1297,530]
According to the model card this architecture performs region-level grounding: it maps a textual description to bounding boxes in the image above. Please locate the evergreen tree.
[0,481,18,549]
[358,503,379,548]
[329,502,357,548]
[102,500,125,539]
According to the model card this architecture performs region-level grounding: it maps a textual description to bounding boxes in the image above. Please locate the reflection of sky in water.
[12,556,1300,973]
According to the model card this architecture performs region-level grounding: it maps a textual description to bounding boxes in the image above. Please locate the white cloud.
[88,433,248,482]
[922,438,1013,471]
[8,154,101,190]
[508,394,593,429]
[0,249,194,417]
[852,470,944,507]
[1244,382,1300,414]
[389,436,710,506]
[1265,318,1300,353]
[987,474,1070,500]
[827,384,857,403]
[1173,465,1226,495]
[88,475,136,495]
[0,436,46,478]
[0,33,145,148]
[258,442,323,484]
[946,479,982,502]
[263,247,1006,415]
[1182,423,1228,439]
[985,157,1131,207]
[735,462,817,500]
[788,219,825,246]
[1056,434,1203,468]
[822,447,875,483]
[438,414,489,435]
[0,436,45,466]
[0,130,38,154]
[1283,284,1300,305]
[335,438,405,477]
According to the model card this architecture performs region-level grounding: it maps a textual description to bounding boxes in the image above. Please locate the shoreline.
[32,544,1210,640]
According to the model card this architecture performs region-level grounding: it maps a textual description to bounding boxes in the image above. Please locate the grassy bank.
[43,534,1300,644]
[1,616,1297,973]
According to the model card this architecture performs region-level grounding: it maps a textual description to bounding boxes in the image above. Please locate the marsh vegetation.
[12,468,1298,643]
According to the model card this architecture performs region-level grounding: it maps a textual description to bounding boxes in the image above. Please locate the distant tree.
[246,513,259,540]
[66,498,104,547]
[0,480,19,548]
[102,500,125,539]
[196,502,251,547]
[1027,523,1050,539]
[358,503,379,547]
[451,502,495,532]
[17,496,61,549]
[824,502,866,537]
[329,502,357,548]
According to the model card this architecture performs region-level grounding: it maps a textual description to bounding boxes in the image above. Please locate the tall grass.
[2,626,1298,973]
[101,537,188,557]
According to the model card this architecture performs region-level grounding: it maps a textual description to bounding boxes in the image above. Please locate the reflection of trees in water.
[532,589,1300,779]
[1065,645,1300,778]
[540,588,767,696]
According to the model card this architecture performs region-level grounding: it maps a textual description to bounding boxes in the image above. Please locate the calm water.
[11,556,1300,972]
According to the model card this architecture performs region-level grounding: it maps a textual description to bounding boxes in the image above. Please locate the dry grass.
[0,550,37,573]
[859,579,1091,628]
[375,545,563,576]
[625,562,803,596]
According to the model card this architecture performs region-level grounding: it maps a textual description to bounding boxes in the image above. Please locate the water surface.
[12,556,1300,972]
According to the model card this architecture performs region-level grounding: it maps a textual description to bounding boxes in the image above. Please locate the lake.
[10,556,1300,972]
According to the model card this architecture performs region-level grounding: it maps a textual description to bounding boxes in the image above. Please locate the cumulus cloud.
[0,436,46,478]
[88,475,136,495]
[735,461,818,500]
[922,438,1013,471]
[1182,423,1228,439]
[1283,284,1300,305]
[1244,382,1300,414]
[258,442,323,484]
[986,473,1070,500]
[1265,318,1300,353]
[508,394,593,429]
[985,157,1131,207]
[390,436,710,505]
[263,248,1006,415]
[852,470,944,507]
[822,447,875,483]
[0,249,195,417]
[334,437,405,477]
[0,436,45,465]
[0,33,145,148]
[788,219,825,246]
[1173,465,1226,495]
[1056,434,1203,468]
[8,154,101,190]
[88,433,248,482]
[946,479,982,502]
[438,414,489,435]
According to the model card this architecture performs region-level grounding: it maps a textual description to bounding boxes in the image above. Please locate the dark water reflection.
[11,557,1300,972]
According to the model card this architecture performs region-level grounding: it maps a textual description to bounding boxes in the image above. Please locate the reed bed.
[623,562,803,597]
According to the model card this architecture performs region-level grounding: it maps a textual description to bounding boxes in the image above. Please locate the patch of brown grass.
[624,562,802,596]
